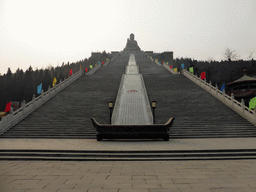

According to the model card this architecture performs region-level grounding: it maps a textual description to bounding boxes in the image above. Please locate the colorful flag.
[156,59,158,62]
[37,83,42,94]
[4,101,11,112]
[221,83,225,92]
[181,63,185,69]
[166,62,169,64]
[249,97,256,109]
[106,58,108,61]
[102,62,104,65]
[170,65,172,69]
[85,68,88,72]
[69,69,72,76]
[95,64,97,67]
[98,61,100,64]
[161,61,163,64]
[80,65,82,70]
[201,71,206,80]
[174,68,177,73]
[90,65,93,69]
[189,67,194,73]
[52,77,57,87]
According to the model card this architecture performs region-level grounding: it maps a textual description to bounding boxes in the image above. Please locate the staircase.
[136,54,256,138]
[1,52,255,139]
[1,149,256,161]
[0,55,128,139]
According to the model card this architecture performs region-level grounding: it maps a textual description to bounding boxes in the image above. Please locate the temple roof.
[227,75,256,86]
[233,75,256,82]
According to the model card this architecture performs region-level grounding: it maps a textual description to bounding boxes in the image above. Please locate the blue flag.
[98,61,100,64]
[221,83,225,92]
[181,63,185,69]
[37,83,42,94]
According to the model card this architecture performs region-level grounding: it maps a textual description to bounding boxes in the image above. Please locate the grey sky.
[0,0,255,75]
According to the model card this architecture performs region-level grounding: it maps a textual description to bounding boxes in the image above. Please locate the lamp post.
[108,101,114,124]
[151,101,157,124]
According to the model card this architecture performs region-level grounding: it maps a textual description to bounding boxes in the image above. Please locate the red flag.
[161,61,163,64]
[102,62,104,65]
[170,65,172,69]
[85,68,88,72]
[69,69,72,76]
[4,102,11,112]
[201,71,206,80]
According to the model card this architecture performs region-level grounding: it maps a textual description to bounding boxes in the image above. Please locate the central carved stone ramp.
[111,54,153,125]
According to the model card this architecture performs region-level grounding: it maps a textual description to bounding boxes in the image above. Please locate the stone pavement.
[1,160,256,192]
[1,138,256,150]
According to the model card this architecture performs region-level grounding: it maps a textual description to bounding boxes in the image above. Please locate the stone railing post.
[9,108,13,121]
[204,78,207,89]
[222,89,225,101]
[22,100,26,115]
[32,94,36,107]
[231,93,234,107]
[241,99,245,113]
[215,84,218,95]
[209,81,212,92]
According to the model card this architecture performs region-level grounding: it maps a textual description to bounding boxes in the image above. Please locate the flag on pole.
[69,69,72,76]
[102,62,104,65]
[181,63,185,69]
[161,61,163,64]
[221,83,225,92]
[249,97,256,109]
[52,77,57,87]
[4,101,11,112]
[95,63,97,67]
[85,68,88,72]
[156,59,158,62]
[170,65,172,69]
[201,71,206,80]
[189,67,194,73]
[174,68,177,73]
[37,83,42,94]
[80,65,82,70]
[166,62,169,64]
[98,61,100,64]
[106,58,108,61]
[90,65,93,69]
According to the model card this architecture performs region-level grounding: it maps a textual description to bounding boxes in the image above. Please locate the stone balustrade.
[0,70,83,135]
[182,69,256,126]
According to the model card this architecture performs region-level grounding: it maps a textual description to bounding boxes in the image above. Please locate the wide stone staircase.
[0,52,255,139]
[0,55,128,139]
[136,53,256,138]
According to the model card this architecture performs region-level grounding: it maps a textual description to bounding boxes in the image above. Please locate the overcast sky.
[0,0,255,75]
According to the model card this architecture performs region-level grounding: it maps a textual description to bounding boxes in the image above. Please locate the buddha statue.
[123,33,141,51]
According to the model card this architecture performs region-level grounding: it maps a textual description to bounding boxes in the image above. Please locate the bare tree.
[223,48,238,61]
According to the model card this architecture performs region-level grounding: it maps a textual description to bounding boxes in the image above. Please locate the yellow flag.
[53,77,57,87]
[106,58,108,61]
[95,63,97,67]
[174,68,177,73]
[156,59,158,62]
[80,65,82,70]
[90,65,93,69]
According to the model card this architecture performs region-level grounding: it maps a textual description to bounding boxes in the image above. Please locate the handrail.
[182,69,256,126]
[0,70,83,135]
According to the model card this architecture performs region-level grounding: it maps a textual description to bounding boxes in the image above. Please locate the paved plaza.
[1,159,256,192]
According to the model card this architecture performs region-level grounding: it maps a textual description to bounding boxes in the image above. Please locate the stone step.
[1,149,256,161]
